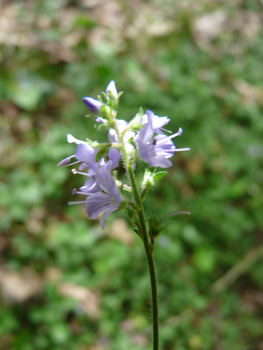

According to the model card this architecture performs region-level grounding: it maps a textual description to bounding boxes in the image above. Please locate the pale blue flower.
[108,119,135,157]
[134,111,190,168]
[79,165,102,194]
[57,134,98,170]
[108,119,129,143]
[70,161,123,228]
[141,110,170,134]
[108,148,121,169]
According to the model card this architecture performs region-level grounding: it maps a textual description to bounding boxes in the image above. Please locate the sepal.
[148,213,172,239]
[153,171,167,182]
[99,104,111,119]
[129,107,144,130]
[124,207,140,230]
[141,168,155,190]
[133,228,142,240]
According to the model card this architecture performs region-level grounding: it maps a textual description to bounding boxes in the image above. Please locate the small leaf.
[149,213,159,228]
[124,207,133,219]
[95,147,108,162]
[153,171,167,182]
[149,214,163,239]
[133,228,141,237]
[117,91,123,100]
[100,93,108,104]
[158,221,172,231]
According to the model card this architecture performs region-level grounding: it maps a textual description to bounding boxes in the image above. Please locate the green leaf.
[153,171,167,182]
[95,147,108,162]
[73,16,96,29]
[158,221,172,231]
[133,229,142,239]
[9,70,54,111]
[149,213,159,228]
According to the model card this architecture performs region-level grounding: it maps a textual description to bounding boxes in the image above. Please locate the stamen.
[71,169,89,176]
[72,188,78,195]
[75,191,94,196]
[63,160,81,167]
[156,128,183,145]
[68,200,88,205]
[178,127,183,136]
[173,147,191,152]
[57,155,75,166]
[79,163,89,171]
[161,128,172,134]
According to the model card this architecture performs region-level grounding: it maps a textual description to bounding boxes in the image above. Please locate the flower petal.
[85,193,113,219]
[75,143,97,166]
[108,148,121,169]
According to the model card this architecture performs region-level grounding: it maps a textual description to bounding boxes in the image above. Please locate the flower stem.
[112,118,159,350]
[128,165,159,350]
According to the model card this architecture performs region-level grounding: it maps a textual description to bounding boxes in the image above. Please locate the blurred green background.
[1,0,263,349]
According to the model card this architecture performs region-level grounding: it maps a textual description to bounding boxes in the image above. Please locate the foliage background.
[1,0,263,349]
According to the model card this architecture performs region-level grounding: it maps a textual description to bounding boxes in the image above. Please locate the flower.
[108,119,128,144]
[82,97,102,114]
[78,165,102,194]
[141,110,170,134]
[108,119,135,157]
[70,161,124,228]
[134,110,190,168]
[107,148,121,169]
[57,134,98,171]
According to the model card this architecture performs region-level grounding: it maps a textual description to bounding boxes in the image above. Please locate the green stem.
[111,119,159,349]
[128,165,159,350]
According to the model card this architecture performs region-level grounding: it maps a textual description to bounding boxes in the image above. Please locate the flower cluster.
[58,81,190,228]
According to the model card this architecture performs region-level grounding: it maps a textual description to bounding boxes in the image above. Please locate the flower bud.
[82,97,102,114]
[106,81,118,100]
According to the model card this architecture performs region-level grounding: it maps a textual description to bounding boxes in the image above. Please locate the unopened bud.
[82,97,102,114]
[57,156,72,166]
[106,81,118,100]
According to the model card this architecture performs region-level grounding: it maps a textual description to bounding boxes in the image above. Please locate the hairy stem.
[112,118,159,350]
[128,165,159,350]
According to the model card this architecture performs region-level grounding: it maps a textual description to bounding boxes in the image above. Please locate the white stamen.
[161,128,172,134]
[75,191,93,196]
[173,147,191,152]
[71,169,89,176]
[178,127,183,136]
[72,188,78,195]
[63,160,80,167]
[68,200,88,205]
[156,128,183,145]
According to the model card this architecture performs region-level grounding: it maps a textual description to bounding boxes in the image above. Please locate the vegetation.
[0,1,263,349]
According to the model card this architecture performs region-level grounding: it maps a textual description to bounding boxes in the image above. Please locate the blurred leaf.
[193,247,217,273]
[8,70,55,111]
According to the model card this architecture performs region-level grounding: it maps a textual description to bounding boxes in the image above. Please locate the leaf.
[95,147,108,162]
[149,221,172,239]
[149,213,159,228]
[158,221,173,231]
[133,229,141,237]
[9,70,54,111]
[153,171,167,182]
